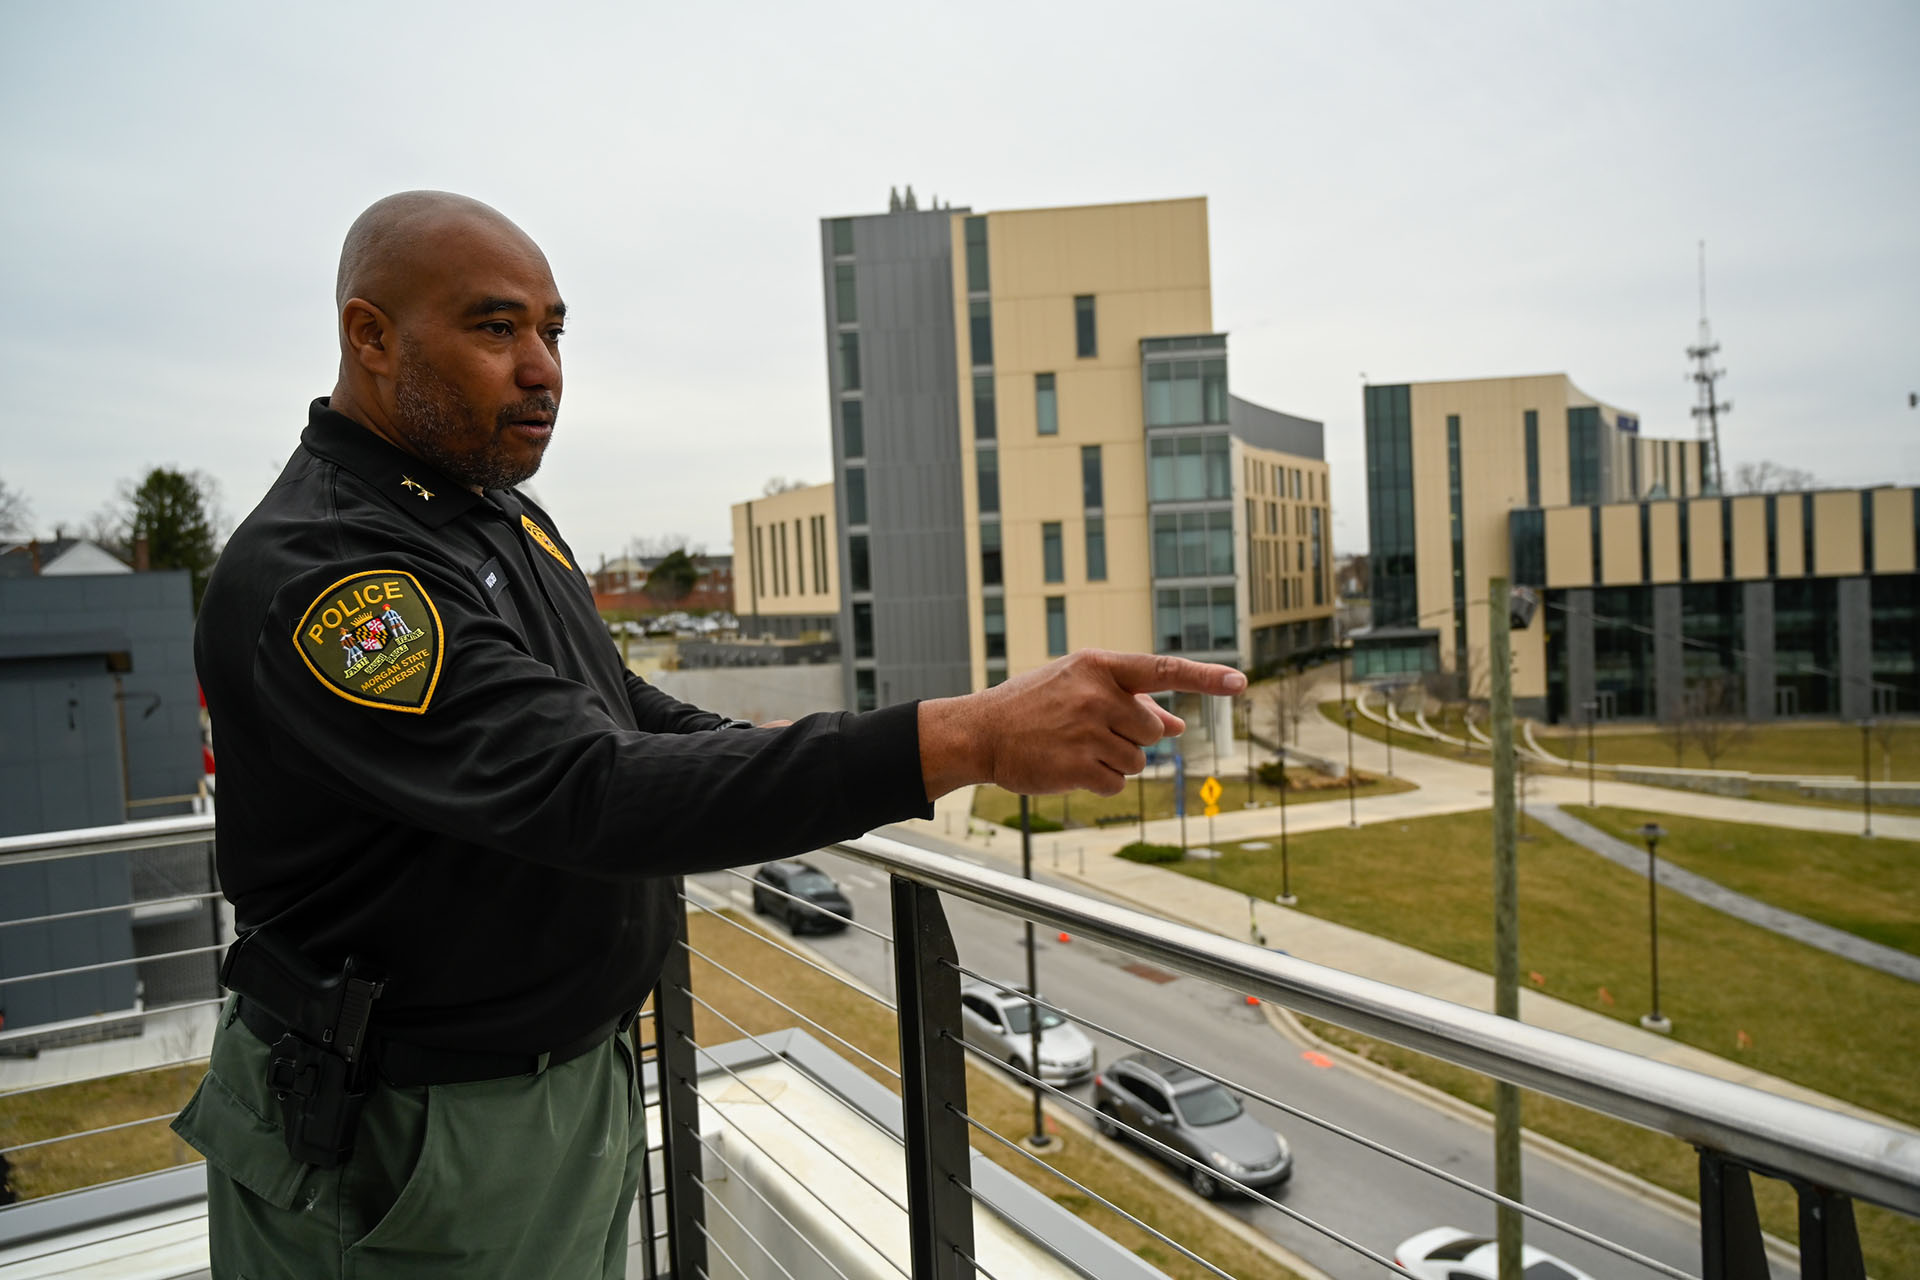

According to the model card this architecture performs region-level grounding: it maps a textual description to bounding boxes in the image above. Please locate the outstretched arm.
[916,649,1244,800]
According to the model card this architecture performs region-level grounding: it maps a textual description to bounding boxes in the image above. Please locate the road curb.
[684,880,1333,1280]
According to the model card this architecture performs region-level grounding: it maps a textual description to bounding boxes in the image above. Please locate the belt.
[235,995,633,1087]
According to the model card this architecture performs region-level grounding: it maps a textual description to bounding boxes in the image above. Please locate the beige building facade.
[730,481,839,640]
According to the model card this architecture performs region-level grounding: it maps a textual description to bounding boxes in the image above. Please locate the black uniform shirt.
[195,399,931,1054]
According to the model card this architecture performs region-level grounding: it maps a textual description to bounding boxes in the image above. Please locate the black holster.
[221,931,386,1168]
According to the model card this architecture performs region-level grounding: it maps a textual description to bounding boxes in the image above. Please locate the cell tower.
[1688,241,1730,494]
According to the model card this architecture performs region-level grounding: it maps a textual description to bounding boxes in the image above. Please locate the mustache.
[495,394,559,427]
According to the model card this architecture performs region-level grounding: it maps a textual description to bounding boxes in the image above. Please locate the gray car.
[958,980,1097,1085]
[1092,1052,1292,1199]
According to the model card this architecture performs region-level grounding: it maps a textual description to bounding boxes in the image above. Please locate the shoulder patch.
[292,570,445,713]
[521,514,573,570]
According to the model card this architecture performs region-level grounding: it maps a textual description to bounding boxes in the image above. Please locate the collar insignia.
[521,514,573,570]
[400,476,433,501]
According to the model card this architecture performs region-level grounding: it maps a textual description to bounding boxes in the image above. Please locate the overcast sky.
[4,1,1915,563]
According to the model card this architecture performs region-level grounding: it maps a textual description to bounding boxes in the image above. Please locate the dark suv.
[751,860,854,934]
[1092,1052,1292,1199]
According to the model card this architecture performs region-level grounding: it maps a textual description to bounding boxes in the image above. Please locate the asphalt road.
[693,843,1783,1280]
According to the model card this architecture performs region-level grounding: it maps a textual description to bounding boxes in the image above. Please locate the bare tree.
[1732,460,1818,494]
[1684,672,1751,770]
[0,477,31,538]
[1422,647,1487,754]
[761,477,811,496]
[629,533,706,560]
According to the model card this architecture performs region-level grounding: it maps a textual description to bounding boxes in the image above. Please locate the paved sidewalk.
[1533,804,1920,983]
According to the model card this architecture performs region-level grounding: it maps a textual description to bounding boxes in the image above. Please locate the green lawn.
[1166,810,1919,1128]
[971,768,1416,830]
[1579,806,1920,956]
[1322,699,1497,766]
[1534,720,1917,779]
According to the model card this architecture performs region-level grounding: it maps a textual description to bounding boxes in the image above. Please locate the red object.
[1245,995,1260,1006]
[1300,1050,1334,1069]
[203,744,216,776]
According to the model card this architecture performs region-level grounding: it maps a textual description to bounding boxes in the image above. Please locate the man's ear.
[342,298,398,377]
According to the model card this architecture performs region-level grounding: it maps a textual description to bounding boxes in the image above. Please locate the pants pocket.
[172,1021,311,1212]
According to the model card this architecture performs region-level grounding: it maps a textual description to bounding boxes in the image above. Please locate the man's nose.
[517,336,561,392]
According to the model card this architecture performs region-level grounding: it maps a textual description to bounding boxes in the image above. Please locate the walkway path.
[1532,804,1920,983]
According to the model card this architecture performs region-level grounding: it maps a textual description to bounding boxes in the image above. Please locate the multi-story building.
[731,482,839,641]
[819,195,1333,713]
[1355,373,1918,723]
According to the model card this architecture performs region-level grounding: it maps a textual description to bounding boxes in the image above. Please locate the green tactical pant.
[173,996,647,1279]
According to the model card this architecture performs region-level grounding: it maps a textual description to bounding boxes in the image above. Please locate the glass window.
[983,595,1006,660]
[1157,588,1182,651]
[1208,509,1234,575]
[1524,409,1540,506]
[848,534,871,592]
[1074,295,1096,358]
[1170,360,1203,423]
[839,331,861,391]
[1145,364,1173,425]
[845,466,867,525]
[1042,522,1064,583]
[980,521,1002,586]
[1204,434,1230,498]
[973,374,996,440]
[1211,585,1235,650]
[842,400,864,459]
[964,216,989,293]
[1311,508,1324,606]
[1180,513,1207,576]
[969,300,993,368]
[830,218,853,257]
[1046,596,1067,656]
[1085,516,1106,581]
[1035,373,1058,436]
[976,448,998,515]
[1202,358,1228,423]
[834,263,856,324]
[852,602,874,659]
[1153,515,1179,577]
[1081,445,1103,510]
[854,668,876,712]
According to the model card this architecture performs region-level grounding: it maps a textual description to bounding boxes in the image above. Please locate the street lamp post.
[1638,822,1672,1034]
[1019,795,1048,1145]
[1245,695,1255,808]
[1344,703,1358,827]
[1862,718,1875,839]
[1584,698,1598,808]
[1277,756,1295,904]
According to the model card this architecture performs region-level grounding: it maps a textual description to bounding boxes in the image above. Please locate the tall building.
[731,481,839,641]
[1356,373,1919,722]
[820,195,1333,713]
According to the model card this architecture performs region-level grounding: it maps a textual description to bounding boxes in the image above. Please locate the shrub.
[1256,761,1291,789]
[1116,841,1185,864]
[1000,812,1064,833]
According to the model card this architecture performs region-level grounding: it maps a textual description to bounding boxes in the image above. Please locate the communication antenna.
[1687,241,1730,494]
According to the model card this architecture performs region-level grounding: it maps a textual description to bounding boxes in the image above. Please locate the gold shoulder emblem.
[521,514,573,570]
[292,570,445,713]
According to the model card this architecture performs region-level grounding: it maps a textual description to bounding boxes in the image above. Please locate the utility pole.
[1019,796,1045,1147]
[1688,241,1731,495]
[1489,579,1524,1280]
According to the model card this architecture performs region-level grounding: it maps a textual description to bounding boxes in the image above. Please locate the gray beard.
[394,346,556,491]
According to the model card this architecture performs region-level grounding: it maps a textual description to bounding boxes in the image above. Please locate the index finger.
[1105,651,1246,697]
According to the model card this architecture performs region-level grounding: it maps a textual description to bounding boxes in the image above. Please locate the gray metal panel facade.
[1836,576,1873,721]
[1226,394,1323,460]
[1565,589,1596,717]
[1742,581,1775,722]
[824,209,971,708]
[1651,586,1683,722]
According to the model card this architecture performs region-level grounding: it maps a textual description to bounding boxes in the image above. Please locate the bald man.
[174,191,1244,1278]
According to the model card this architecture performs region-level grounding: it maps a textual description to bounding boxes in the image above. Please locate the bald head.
[335,190,546,315]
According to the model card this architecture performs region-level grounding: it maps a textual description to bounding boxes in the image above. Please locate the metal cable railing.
[679,890,899,1012]
[948,959,1696,1280]
[683,939,902,1082]
[0,890,223,930]
[718,866,895,945]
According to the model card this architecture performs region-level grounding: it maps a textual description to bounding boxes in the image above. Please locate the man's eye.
[481,321,513,336]
[545,327,565,344]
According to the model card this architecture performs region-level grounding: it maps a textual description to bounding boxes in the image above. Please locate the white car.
[958,980,1097,1085]
[1395,1227,1595,1280]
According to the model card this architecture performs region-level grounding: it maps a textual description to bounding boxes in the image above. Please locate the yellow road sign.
[1204,803,1219,818]
[1199,776,1222,806]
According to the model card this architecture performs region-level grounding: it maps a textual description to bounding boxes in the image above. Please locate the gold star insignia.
[400,476,433,501]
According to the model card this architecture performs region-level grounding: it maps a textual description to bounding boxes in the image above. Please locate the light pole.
[1277,756,1295,904]
[1384,696,1395,778]
[1862,718,1875,839]
[1019,796,1047,1145]
[1245,695,1255,807]
[1344,703,1358,827]
[1638,822,1671,1034]
[1584,698,1598,808]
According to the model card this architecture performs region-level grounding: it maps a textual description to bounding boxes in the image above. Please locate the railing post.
[653,877,709,1280]
[891,876,976,1280]
[1698,1149,1767,1280]
[1797,1182,1866,1280]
